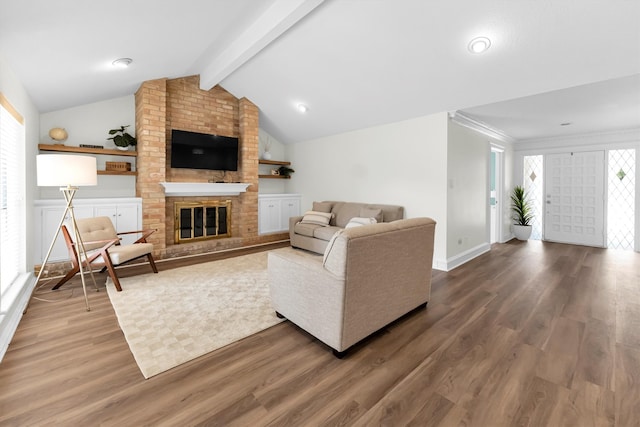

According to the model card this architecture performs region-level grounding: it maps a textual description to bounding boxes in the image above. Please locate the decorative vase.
[49,127,68,144]
[513,224,532,241]
[262,150,272,160]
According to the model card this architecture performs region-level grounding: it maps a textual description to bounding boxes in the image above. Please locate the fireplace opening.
[175,200,231,243]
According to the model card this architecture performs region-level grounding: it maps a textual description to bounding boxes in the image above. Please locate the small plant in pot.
[511,185,534,241]
[278,166,295,177]
[107,125,137,150]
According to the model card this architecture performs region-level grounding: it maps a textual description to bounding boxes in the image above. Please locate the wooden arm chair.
[53,216,158,292]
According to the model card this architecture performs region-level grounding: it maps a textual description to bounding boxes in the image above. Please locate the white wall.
[258,128,287,194]
[446,121,490,259]
[285,112,449,267]
[0,52,40,361]
[39,96,136,199]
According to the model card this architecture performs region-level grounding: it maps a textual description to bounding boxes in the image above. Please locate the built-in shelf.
[259,159,291,166]
[160,182,251,196]
[97,170,137,176]
[258,174,291,179]
[38,144,137,176]
[259,159,292,180]
[38,144,137,157]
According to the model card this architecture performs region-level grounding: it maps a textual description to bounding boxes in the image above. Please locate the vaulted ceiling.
[1,0,639,144]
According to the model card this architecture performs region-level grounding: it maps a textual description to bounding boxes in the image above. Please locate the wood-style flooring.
[1,240,639,426]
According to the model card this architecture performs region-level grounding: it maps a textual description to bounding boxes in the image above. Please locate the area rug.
[105,251,283,378]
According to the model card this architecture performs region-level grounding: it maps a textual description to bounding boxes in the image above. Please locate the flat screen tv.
[170,129,239,171]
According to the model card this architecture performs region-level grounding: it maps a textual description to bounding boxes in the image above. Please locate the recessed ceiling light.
[468,37,491,54]
[297,103,308,113]
[112,58,133,68]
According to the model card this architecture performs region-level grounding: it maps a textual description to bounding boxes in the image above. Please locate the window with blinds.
[0,93,25,300]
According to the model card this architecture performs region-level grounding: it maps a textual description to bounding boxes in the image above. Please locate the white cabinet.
[258,194,301,234]
[34,198,142,263]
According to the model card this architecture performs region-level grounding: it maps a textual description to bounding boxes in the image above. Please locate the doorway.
[490,146,503,243]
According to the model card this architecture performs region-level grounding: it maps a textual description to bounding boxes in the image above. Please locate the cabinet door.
[280,197,300,230]
[258,199,281,234]
[39,206,94,262]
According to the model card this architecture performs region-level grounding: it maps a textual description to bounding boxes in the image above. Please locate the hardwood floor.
[1,240,639,426]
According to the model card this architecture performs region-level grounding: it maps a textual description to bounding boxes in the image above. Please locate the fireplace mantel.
[160,182,251,196]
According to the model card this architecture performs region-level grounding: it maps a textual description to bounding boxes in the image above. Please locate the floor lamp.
[34,154,98,311]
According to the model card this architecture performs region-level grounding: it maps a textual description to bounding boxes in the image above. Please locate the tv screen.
[170,129,239,171]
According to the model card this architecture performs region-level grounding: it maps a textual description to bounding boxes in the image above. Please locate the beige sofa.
[269,217,436,356]
[289,201,405,254]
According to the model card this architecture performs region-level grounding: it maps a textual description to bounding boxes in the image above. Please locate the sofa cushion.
[294,221,324,237]
[300,210,332,226]
[313,226,343,241]
[345,217,377,228]
[312,201,334,213]
[332,202,365,228]
[360,207,383,223]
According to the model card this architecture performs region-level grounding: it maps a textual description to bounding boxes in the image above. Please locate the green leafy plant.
[278,166,295,177]
[511,185,534,226]
[107,125,137,148]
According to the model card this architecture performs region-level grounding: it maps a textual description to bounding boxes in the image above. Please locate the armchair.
[53,216,158,291]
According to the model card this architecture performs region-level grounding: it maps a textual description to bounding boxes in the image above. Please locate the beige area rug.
[105,251,283,378]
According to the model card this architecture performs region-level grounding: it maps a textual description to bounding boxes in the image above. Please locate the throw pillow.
[360,207,383,223]
[312,201,333,213]
[299,210,332,226]
[322,229,344,267]
[345,217,378,228]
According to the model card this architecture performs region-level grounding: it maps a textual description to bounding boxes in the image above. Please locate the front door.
[544,151,605,247]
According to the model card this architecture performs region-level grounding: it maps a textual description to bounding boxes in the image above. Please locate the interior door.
[544,151,605,247]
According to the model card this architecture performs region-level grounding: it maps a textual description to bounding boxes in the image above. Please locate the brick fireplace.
[134,75,284,260]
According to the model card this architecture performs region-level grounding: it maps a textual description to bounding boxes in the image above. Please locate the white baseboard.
[0,273,37,362]
[437,242,491,272]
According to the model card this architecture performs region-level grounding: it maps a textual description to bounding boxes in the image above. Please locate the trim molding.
[442,242,491,272]
[449,111,517,144]
[0,273,36,362]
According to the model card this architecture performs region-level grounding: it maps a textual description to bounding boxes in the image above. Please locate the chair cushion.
[90,242,154,265]
[75,216,118,251]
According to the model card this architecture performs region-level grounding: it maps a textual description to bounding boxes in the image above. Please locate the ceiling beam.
[199,0,324,91]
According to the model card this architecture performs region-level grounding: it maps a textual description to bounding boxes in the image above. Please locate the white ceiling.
[1,0,639,144]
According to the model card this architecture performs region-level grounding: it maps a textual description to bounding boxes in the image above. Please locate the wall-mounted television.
[170,129,239,171]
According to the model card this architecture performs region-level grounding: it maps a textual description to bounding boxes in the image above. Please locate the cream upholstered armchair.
[52,216,158,292]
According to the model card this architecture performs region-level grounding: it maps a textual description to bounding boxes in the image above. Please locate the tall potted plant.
[511,185,534,240]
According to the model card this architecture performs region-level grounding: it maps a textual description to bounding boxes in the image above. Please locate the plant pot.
[262,151,272,160]
[116,146,130,151]
[513,224,532,241]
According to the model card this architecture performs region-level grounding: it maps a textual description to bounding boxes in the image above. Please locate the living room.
[1,1,640,425]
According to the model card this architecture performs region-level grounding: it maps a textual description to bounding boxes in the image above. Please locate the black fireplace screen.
[175,201,230,243]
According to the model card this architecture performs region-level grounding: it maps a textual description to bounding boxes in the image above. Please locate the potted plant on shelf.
[511,185,534,241]
[277,166,295,177]
[107,125,137,150]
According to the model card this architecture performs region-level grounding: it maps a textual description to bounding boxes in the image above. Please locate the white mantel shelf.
[160,182,251,196]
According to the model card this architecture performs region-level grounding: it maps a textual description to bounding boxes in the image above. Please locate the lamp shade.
[37,154,98,187]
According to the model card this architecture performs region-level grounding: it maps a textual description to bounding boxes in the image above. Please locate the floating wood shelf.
[259,174,291,179]
[97,170,137,176]
[38,144,138,176]
[259,159,291,166]
[38,144,137,157]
